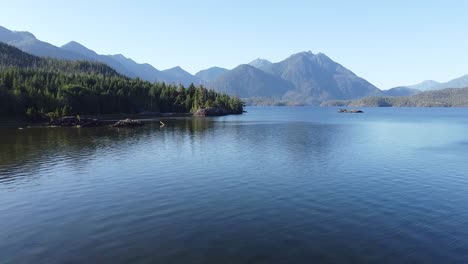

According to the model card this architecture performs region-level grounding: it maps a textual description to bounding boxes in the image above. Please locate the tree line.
[321,87,468,107]
[0,43,244,120]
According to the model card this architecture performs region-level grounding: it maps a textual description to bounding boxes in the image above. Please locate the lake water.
[1,107,468,264]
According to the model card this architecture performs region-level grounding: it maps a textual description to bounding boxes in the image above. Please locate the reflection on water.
[1,107,468,264]
[0,118,213,170]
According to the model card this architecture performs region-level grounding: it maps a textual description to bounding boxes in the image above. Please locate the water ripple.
[1,108,468,263]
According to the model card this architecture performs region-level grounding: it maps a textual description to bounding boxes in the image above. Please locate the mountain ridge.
[3,25,468,104]
[195,67,228,83]
[210,64,294,98]
[321,86,468,107]
[0,26,198,86]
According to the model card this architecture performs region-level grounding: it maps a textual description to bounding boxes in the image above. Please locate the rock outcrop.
[338,109,364,113]
[193,107,233,116]
[112,119,144,127]
[49,116,102,127]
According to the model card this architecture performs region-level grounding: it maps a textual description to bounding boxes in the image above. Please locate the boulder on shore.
[193,107,230,116]
[338,109,364,113]
[112,118,144,127]
[49,116,103,127]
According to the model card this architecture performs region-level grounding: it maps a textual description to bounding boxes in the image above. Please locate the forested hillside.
[321,87,468,107]
[0,43,243,120]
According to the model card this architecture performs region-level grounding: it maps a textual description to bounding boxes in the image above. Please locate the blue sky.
[1,0,467,88]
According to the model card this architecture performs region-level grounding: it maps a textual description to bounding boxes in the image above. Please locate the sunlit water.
[1,107,468,263]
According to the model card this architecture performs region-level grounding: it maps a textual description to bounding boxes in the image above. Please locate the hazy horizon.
[1,0,467,89]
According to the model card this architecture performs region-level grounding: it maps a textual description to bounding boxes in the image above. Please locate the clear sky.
[1,0,467,89]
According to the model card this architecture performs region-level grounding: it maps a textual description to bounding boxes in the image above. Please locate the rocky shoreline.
[44,107,241,128]
[49,116,144,128]
[193,107,242,116]
[49,116,103,127]
[112,119,144,128]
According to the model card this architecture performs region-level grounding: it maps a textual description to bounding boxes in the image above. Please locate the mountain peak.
[249,58,272,64]
[316,52,328,58]
[297,50,315,56]
[0,25,37,42]
[248,58,274,74]
[406,80,441,91]
[286,51,316,62]
[311,52,335,65]
[15,31,36,40]
[112,54,127,59]
[162,66,201,86]
[110,54,137,64]
[111,54,131,61]
[211,63,294,98]
[61,41,98,58]
[164,66,187,73]
[195,67,228,83]
[62,41,85,48]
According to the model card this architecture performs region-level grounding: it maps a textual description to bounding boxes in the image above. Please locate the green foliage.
[0,43,244,119]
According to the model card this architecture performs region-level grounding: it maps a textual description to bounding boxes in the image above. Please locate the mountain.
[62,41,195,84]
[210,64,294,98]
[323,87,468,107]
[433,74,468,90]
[0,42,118,75]
[383,87,421,97]
[195,67,228,83]
[162,66,202,86]
[61,41,134,77]
[0,25,201,86]
[207,51,383,103]
[249,58,274,74]
[1,25,392,103]
[271,52,382,102]
[109,54,170,82]
[0,26,88,61]
[398,76,468,92]
[0,41,41,68]
[406,80,440,91]
[61,41,99,59]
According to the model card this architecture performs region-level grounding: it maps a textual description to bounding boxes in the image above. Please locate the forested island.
[321,87,468,107]
[0,43,244,122]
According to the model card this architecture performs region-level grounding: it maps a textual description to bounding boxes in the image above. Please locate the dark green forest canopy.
[0,42,244,120]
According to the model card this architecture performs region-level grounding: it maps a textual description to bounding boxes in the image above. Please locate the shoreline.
[0,111,243,128]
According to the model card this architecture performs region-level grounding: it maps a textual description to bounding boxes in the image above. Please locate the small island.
[338,109,364,113]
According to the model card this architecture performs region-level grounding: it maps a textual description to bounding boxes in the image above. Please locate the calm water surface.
[1,107,468,264]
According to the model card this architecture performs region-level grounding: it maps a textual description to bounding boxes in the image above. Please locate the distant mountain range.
[209,64,294,98]
[322,87,468,107]
[195,67,228,83]
[2,25,468,104]
[388,75,468,94]
[405,80,441,91]
[201,51,384,104]
[248,58,274,74]
[383,87,421,97]
[0,26,202,86]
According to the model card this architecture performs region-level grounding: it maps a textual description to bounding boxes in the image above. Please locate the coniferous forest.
[0,43,244,121]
